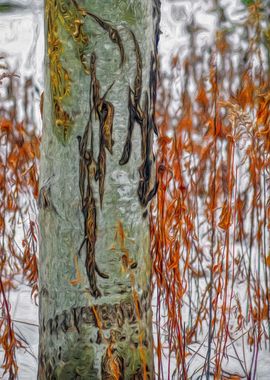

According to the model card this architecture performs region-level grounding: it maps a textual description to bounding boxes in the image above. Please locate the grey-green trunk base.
[38,297,153,379]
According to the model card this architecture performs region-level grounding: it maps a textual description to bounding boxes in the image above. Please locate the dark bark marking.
[38,178,63,217]
[118,30,158,208]
[119,87,140,166]
[71,0,125,68]
[149,53,158,135]
[58,346,62,360]
[42,297,150,338]
[38,185,52,209]
[72,307,81,334]
[77,55,115,297]
[60,310,72,333]
[119,29,143,166]
[98,98,114,154]
[137,92,159,207]
[131,366,151,380]
[90,52,101,118]
[77,164,104,299]
[90,53,115,208]
[86,13,125,69]
[96,131,106,208]
[129,28,143,106]
[77,126,104,298]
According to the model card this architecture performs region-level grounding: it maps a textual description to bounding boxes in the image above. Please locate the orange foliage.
[151,2,270,378]
[0,64,39,377]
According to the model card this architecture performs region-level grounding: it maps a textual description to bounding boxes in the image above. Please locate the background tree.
[38,0,160,378]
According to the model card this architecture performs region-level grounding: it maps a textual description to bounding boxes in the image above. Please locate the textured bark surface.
[38,0,160,378]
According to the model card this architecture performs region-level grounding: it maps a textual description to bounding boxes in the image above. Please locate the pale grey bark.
[38,0,160,379]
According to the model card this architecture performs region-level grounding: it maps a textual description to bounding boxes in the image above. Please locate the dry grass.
[151,1,270,378]
[0,58,39,379]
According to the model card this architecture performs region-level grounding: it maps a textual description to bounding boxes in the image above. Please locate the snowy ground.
[1,276,39,380]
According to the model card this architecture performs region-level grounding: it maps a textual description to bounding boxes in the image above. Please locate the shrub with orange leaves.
[0,60,40,378]
[151,1,270,378]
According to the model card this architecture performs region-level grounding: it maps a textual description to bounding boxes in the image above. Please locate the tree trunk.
[38,1,160,379]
